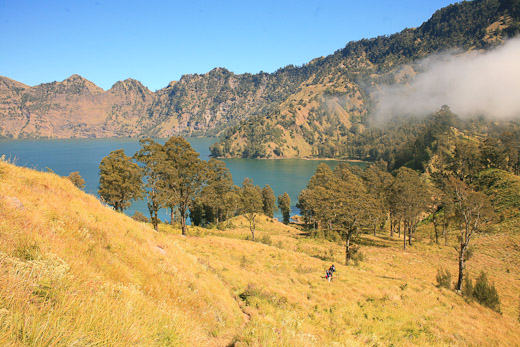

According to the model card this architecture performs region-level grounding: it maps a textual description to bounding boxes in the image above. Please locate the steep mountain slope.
[146,67,308,137]
[0,75,155,138]
[211,0,520,158]
[0,66,310,139]
[1,160,520,345]
[0,160,244,345]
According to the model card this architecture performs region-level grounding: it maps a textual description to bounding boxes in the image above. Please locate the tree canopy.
[98,149,143,212]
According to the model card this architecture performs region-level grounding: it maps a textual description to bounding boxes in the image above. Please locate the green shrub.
[352,251,365,266]
[327,231,342,243]
[462,275,474,297]
[260,234,272,246]
[436,267,452,289]
[131,211,149,223]
[464,245,474,261]
[462,271,501,312]
[239,283,261,302]
[473,272,501,312]
[311,229,325,239]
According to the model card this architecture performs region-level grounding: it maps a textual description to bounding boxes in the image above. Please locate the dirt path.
[208,300,252,347]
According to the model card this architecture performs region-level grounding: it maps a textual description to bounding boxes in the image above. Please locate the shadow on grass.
[354,235,394,248]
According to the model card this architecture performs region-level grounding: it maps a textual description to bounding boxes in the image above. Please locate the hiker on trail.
[325,264,337,282]
[328,264,336,280]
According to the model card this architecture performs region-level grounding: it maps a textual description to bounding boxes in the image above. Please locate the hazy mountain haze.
[372,37,520,121]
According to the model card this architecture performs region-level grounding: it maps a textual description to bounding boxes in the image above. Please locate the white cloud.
[371,37,520,121]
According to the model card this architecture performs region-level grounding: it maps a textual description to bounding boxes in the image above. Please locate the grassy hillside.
[0,160,244,346]
[1,160,520,346]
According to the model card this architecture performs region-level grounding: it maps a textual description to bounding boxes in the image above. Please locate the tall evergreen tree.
[278,192,291,224]
[389,167,431,250]
[307,163,337,232]
[333,164,375,264]
[98,149,143,212]
[161,137,206,236]
[262,184,277,218]
[296,188,316,228]
[363,162,393,235]
[134,139,165,231]
[198,159,235,224]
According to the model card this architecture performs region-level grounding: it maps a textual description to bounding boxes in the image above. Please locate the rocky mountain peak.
[60,74,104,94]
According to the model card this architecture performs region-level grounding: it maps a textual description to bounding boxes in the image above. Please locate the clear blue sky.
[0,0,458,91]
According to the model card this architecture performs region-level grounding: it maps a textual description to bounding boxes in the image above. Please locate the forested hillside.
[2,0,519,145]
[210,0,520,159]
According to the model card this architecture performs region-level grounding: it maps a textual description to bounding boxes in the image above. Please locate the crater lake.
[0,138,366,221]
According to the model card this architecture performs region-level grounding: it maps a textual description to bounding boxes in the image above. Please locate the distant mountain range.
[1,0,519,159]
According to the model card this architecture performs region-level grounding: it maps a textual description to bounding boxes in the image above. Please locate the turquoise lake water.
[0,138,366,221]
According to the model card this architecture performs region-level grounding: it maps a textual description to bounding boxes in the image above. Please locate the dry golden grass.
[0,161,243,346]
[178,219,520,346]
[1,160,519,346]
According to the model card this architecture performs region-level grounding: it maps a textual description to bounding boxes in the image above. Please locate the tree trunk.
[170,207,175,225]
[408,223,413,246]
[249,217,256,241]
[398,220,401,238]
[433,219,439,244]
[153,211,159,231]
[456,244,467,291]
[442,213,448,246]
[180,206,187,236]
[403,221,407,250]
[148,201,159,232]
[390,218,394,237]
[373,222,377,236]
[345,231,351,265]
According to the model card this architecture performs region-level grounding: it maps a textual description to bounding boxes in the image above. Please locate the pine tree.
[333,164,375,264]
[134,139,165,231]
[198,159,235,224]
[388,167,431,250]
[261,184,277,218]
[278,192,291,224]
[161,137,206,236]
[98,149,143,212]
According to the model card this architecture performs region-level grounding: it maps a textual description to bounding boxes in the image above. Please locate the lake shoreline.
[1,138,367,221]
[213,156,370,163]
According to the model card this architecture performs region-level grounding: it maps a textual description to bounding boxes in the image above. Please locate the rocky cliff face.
[0,75,155,138]
[0,66,306,139]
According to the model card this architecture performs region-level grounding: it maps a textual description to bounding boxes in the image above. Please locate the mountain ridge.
[1,0,519,144]
[210,0,520,159]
